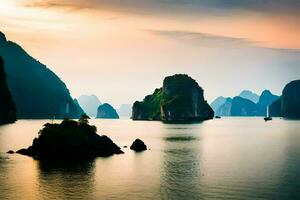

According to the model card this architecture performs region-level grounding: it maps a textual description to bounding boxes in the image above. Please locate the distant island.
[211,90,279,117]
[17,115,123,159]
[0,31,84,119]
[118,104,132,118]
[78,94,101,118]
[0,56,16,124]
[97,103,119,119]
[239,90,260,104]
[270,80,300,119]
[132,74,214,122]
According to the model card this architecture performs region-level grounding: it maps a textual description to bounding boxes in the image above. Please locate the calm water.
[0,118,300,199]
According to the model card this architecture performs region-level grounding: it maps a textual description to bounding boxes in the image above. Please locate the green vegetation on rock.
[132,74,214,122]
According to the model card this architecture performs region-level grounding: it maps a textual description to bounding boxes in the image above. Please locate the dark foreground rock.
[16,117,123,159]
[0,56,16,125]
[130,139,147,152]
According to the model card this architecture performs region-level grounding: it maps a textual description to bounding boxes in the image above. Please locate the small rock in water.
[123,146,128,148]
[130,139,147,152]
[7,150,14,154]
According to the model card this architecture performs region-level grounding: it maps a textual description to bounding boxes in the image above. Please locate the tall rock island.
[270,80,300,119]
[97,103,119,119]
[78,94,101,117]
[132,74,214,122]
[0,31,84,119]
[0,56,16,124]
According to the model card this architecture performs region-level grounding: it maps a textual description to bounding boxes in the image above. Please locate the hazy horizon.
[1,0,299,108]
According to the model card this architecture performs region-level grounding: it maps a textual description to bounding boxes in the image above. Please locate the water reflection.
[160,124,202,199]
[1,119,300,199]
[36,159,96,200]
[274,122,300,199]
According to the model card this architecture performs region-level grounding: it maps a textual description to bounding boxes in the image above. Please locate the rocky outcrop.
[0,31,84,119]
[215,98,232,116]
[78,95,101,117]
[130,139,147,152]
[257,90,279,116]
[215,90,279,117]
[96,103,119,119]
[270,80,300,119]
[210,96,226,114]
[132,74,214,122]
[0,56,16,124]
[239,90,260,103]
[16,118,123,159]
[230,97,257,116]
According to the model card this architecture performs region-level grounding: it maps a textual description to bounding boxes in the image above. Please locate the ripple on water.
[164,135,198,142]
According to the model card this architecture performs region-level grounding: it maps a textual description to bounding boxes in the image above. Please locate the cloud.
[24,0,300,16]
[145,29,300,52]
[24,1,93,11]
[145,29,257,48]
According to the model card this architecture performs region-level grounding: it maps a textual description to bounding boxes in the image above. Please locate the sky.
[0,0,299,108]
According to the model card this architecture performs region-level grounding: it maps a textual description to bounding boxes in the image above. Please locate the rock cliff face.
[214,89,279,117]
[239,90,260,103]
[96,103,119,119]
[215,98,232,116]
[0,31,84,119]
[210,96,226,114]
[132,74,214,122]
[270,80,300,119]
[78,95,101,117]
[230,97,257,116]
[0,56,16,124]
[257,90,279,116]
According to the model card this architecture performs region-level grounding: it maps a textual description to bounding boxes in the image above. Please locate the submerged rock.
[16,117,123,159]
[130,139,147,152]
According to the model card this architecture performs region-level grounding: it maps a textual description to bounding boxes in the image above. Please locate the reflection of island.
[159,124,202,199]
[36,159,96,199]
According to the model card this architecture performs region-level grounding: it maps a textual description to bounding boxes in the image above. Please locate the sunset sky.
[1,0,299,107]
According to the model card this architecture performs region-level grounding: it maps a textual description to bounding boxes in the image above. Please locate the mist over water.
[1,118,300,199]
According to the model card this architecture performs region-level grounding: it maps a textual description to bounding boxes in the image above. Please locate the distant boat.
[215,116,221,119]
[264,105,272,121]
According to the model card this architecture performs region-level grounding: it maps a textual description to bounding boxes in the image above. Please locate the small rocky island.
[17,115,123,159]
[0,56,16,125]
[97,103,119,119]
[130,139,147,152]
[132,74,214,122]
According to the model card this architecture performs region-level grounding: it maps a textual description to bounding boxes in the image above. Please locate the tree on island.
[17,115,123,159]
[79,114,90,125]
